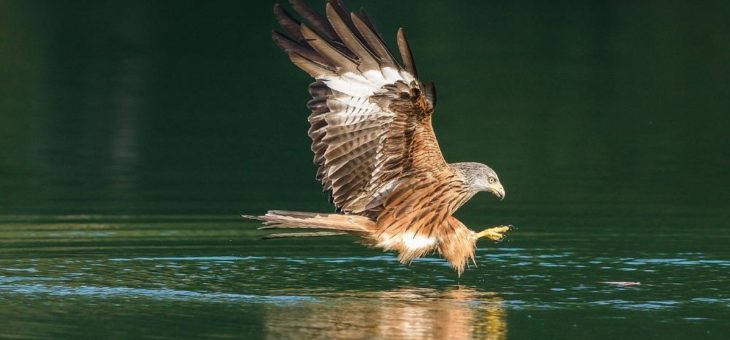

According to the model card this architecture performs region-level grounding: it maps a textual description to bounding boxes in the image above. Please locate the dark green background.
[0,1,728,339]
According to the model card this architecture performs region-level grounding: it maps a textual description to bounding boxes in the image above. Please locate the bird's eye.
[488,177,496,184]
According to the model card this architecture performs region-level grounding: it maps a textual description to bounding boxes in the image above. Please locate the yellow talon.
[475,225,512,242]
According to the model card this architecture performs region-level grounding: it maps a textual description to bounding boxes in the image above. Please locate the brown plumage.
[245,0,511,275]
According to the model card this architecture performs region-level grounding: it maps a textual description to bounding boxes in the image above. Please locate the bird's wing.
[273,0,448,216]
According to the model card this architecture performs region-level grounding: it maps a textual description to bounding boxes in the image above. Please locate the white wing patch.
[308,67,417,212]
[322,68,414,98]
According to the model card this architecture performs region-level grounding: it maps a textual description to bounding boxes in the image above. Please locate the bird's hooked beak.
[489,183,506,200]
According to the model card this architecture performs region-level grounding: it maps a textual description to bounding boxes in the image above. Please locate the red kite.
[245,0,511,275]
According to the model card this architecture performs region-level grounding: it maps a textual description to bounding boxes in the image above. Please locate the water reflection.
[265,287,506,340]
[0,217,729,338]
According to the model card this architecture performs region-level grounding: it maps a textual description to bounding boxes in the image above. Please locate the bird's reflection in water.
[265,287,506,339]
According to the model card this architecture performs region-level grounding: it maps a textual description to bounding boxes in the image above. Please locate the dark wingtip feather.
[290,0,338,40]
[273,31,335,76]
[272,30,297,52]
[425,81,437,107]
[271,30,305,58]
[357,9,384,39]
[397,27,418,77]
[300,23,359,73]
[274,3,304,41]
[351,12,397,69]
[324,2,379,71]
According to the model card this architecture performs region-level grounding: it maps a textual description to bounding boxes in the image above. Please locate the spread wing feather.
[273,0,447,217]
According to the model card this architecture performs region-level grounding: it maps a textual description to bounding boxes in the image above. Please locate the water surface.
[1,215,729,338]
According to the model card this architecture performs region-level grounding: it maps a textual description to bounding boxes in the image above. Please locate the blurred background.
[1,0,728,227]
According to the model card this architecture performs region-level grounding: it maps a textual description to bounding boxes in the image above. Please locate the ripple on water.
[0,283,317,305]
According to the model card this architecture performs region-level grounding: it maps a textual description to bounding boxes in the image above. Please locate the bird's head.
[451,162,505,200]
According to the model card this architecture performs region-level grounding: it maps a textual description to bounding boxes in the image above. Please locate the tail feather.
[262,231,349,239]
[243,210,375,238]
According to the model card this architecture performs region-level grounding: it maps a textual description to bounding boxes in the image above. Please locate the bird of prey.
[244,0,511,275]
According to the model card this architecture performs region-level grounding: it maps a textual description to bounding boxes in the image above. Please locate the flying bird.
[244,0,512,274]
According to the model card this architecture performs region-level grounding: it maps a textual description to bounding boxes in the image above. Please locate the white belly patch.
[378,232,437,252]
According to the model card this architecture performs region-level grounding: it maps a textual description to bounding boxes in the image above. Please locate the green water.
[1,0,729,339]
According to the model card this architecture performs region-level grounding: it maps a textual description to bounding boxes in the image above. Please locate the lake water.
[1,216,729,338]
[1,1,729,339]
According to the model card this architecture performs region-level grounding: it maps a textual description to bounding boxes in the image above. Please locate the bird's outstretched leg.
[474,225,513,242]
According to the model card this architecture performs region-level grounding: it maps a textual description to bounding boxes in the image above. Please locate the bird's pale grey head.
[451,162,505,200]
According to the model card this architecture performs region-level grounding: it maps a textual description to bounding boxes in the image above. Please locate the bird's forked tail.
[242,210,375,239]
